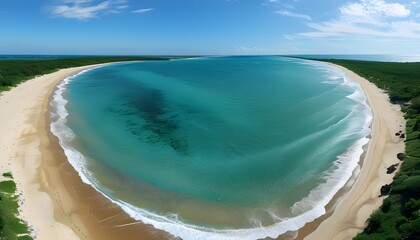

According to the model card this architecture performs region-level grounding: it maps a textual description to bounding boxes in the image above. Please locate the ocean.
[2,54,420,62]
[50,56,372,239]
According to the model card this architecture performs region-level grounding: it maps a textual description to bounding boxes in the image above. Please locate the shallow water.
[51,56,371,239]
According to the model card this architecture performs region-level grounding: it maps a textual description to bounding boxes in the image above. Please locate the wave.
[50,59,373,240]
[50,66,106,185]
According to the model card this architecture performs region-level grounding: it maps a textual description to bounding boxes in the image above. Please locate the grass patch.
[0,175,33,240]
[2,173,13,179]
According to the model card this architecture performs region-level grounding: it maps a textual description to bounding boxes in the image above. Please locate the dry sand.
[300,64,406,240]
[0,62,405,240]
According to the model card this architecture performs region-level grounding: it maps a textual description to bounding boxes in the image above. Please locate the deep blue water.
[51,56,372,239]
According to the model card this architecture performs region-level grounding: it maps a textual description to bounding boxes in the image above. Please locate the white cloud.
[275,10,311,20]
[51,0,129,20]
[132,8,153,13]
[299,21,420,39]
[295,0,420,39]
[340,0,410,24]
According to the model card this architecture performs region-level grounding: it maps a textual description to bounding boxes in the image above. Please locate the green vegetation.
[0,56,170,92]
[0,173,33,240]
[318,59,420,240]
[2,173,13,179]
[320,60,420,102]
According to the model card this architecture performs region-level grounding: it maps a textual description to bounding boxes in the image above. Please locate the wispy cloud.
[116,5,129,9]
[50,0,130,20]
[132,8,153,13]
[296,0,420,39]
[340,0,410,24]
[235,46,281,54]
[275,10,311,20]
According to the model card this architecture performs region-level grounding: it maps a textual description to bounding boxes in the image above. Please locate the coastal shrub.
[401,156,420,169]
[0,181,16,194]
[381,197,393,213]
[412,118,420,131]
[1,173,12,179]
[406,131,419,141]
[0,178,33,240]
[392,176,420,197]
[411,96,420,113]
[353,235,370,240]
[399,218,420,239]
[381,195,401,213]
[363,210,383,234]
[403,198,420,217]
[406,140,420,158]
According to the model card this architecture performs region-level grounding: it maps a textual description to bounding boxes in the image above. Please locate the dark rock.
[380,184,391,196]
[386,164,398,174]
[395,132,400,136]
[400,133,405,138]
[397,153,405,161]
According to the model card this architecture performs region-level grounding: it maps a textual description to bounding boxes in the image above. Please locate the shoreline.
[0,61,405,240]
[298,63,405,239]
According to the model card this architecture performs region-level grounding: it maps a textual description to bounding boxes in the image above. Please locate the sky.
[0,0,420,55]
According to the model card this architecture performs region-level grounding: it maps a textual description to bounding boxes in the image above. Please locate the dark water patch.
[57,57,373,238]
[106,81,190,155]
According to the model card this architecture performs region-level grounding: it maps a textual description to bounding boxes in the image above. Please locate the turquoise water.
[51,56,371,239]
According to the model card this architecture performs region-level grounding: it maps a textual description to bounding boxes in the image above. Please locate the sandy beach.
[0,65,172,240]
[300,64,406,239]
[0,62,405,240]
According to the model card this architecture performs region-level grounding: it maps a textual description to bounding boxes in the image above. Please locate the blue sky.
[1,0,419,55]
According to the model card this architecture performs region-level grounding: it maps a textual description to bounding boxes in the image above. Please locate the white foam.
[291,137,369,215]
[49,59,374,240]
[50,66,105,185]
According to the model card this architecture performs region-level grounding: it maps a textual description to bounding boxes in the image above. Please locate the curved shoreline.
[300,63,405,239]
[0,61,405,240]
[49,58,373,240]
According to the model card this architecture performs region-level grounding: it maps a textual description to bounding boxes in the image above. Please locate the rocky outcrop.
[386,163,399,174]
[397,153,405,161]
[380,184,391,196]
